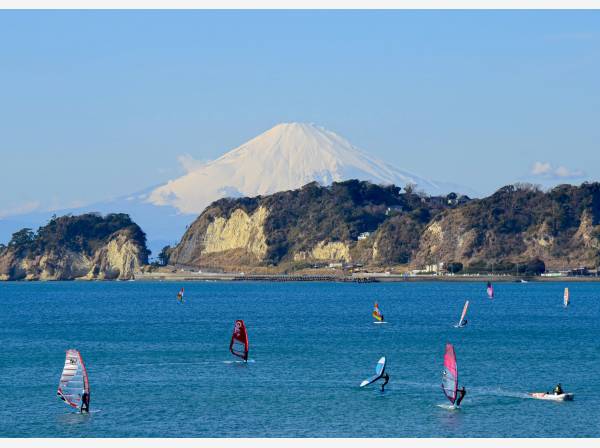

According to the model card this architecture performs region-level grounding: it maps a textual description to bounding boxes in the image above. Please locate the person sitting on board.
[80,391,90,413]
[380,372,390,392]
[456,386,466,406]
[553,383,563,395]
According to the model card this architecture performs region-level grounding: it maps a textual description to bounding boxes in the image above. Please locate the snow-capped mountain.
[148,122,471,214]
[1,122,475,257]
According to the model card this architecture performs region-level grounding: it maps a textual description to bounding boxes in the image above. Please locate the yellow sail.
[372,302,383,321]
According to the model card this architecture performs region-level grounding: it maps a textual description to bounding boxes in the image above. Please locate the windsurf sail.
[564,287,569,307]
[372,301,383,322]
[486,282,494,299]
[441,343,458,405]
[456,300,469,327]
[57,349,89,409]
[229,319,249,361]
[176,287,184,303]
[360,356,386,387]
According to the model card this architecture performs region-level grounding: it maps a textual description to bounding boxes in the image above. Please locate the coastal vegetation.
[167,180,600,273]
[0,213,150,280]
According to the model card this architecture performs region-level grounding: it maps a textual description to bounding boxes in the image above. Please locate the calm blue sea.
[0,280,598,437]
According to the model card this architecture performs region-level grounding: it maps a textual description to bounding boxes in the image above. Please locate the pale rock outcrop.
[311,241,351,262]
[202,206,268,258]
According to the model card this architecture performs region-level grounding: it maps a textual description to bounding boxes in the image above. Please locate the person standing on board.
[80,391,90,413]
[380,372,390,392]
[456,386,466,406]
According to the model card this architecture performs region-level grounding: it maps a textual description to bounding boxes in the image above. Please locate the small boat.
[229,319,249,362]
[564,287,570,307]
[454,300,469,328]
[486,282,494,299]
[372,301,385,323]
[57,349,90,411]
[529,392,574,401]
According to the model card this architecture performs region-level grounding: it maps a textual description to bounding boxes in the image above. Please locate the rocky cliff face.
[412,183,600,270]
[167,180,449,269]
[0,213,149,280]
[167,181,600,273]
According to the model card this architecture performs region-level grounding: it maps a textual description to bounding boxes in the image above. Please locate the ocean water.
[0,280,598,438]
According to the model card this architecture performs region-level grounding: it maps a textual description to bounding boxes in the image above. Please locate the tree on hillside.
[158,246,171,266]
[9,228,35,247]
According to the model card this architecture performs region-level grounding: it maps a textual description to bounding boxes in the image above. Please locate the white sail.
[456,300,469,327]
[564,287,569,307]
[57,349,89,409]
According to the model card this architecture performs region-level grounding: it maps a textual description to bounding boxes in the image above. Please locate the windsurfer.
[553,384,563,395]
[80,391,90,413]
[380,372,389,392]
[456,386,466,406]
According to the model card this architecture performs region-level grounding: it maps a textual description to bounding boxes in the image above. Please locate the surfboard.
[360,356,386,387]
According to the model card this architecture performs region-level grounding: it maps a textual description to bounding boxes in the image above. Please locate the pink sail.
[442,343,458,404]
[487,282,494,299]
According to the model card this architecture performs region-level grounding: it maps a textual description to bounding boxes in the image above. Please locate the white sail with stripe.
[455,300,469,328]
[57,349,89,409]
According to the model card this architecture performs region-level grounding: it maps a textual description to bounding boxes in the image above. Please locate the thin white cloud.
[531,161,585,180]
[0,201,41,219]
[177,154,207,173]
[531,161,552,176]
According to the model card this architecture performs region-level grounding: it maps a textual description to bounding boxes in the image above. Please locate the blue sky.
[1,10,599,217]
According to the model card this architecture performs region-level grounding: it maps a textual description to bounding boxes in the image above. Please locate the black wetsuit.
[456,387,466,406]
[81,392,90,413]
[381,373,390,392]
[554,385,563,395]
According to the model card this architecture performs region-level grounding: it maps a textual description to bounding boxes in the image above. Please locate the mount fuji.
[148,122,472,214]
[0,123,474,257]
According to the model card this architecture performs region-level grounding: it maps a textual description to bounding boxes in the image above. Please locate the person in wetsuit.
[461,319,468,327]
[456,386,466,406]
[553,383,564,395]
[380,372,390,392]
[80,391,90,413]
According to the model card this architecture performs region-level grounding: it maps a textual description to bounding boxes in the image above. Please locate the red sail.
[229,319,249,361]
[442,343,458,404]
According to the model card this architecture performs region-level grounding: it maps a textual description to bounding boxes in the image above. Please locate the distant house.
[357,232,371,241]
[328,262,343,268]
[385,205,403,216]
[447,192,471,206]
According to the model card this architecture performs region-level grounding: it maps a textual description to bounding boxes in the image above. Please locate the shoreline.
[131,272,600,283]
[3,273,600,283]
